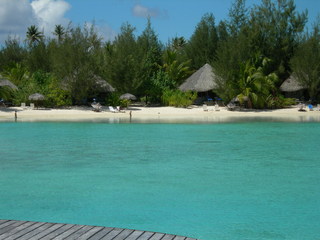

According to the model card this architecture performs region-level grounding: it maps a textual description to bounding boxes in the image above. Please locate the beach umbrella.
[0,75,18,90]
[179,63,218,92]
[28,93,45,108]
[280,74,307,92]
[120,93,137,100]
[28,93,45,101]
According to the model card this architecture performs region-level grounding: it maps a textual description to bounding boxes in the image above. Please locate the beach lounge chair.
[227,102,236,111]
[21,102,27,109]
[30,103,35,109]
[214,103,220,111]
[116,106,126,113]
[203,104,208,111]
[109,106,119,113]
[92,102,102,112]
[298,103,306,112]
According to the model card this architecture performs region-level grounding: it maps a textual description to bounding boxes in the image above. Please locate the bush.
[106,92,131,108]
[162,89,197,107]
[266,95,296,108]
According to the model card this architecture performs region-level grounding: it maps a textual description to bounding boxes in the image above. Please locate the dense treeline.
[0,0,319,108]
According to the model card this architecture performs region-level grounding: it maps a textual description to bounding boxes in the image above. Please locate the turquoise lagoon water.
[0,121,320,240]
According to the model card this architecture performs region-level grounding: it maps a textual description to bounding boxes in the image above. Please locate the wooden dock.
[0,220,199,240]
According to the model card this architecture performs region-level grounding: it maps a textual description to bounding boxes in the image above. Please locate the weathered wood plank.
[100,228,124,240]
[26,223,65,240]
[148,232,165,240]
[160,234,176,240]
[0,221,37,240]
[0,220,26,235]
[3,221,45,240]
[77,226,104,239]
[51,224,85,240]
[14,222,55,240]
[112,229,134,239]
[135,231,154,240]
[173,236,187,240]
[0,220,12,229]
[0,220,199,240]
[87,227,114,239]
[65,225,95,240]
[125,230,144,240]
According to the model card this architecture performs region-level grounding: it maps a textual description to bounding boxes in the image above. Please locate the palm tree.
[53,24,66,42]
[237,56,277,108]
[171,37,186,51]
[162,49,192,85]
[26,25,44,45]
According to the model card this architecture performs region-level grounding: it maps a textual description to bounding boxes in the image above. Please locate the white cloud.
[0,0,70,45]
[132,4,160,18]
[31,0,71,35]
[0,0,35,43]
[0,0,117,46]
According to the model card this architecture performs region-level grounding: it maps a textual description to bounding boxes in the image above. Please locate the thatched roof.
[92,75,115,92]
[179,63,218,92]
[280,74,307,92]
[62,73,115,92]
[0,75,18,90]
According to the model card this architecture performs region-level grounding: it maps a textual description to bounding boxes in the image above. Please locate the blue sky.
[0,0,319,45]
[65,0,320,43]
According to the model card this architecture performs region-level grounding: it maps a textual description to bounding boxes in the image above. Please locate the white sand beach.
[1,105,320,123]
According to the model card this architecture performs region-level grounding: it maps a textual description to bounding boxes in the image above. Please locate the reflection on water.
[1,115,320,124]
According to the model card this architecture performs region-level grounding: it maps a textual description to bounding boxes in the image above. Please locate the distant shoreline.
[1,105,320,123]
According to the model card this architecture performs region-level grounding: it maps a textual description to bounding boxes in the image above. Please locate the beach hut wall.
[179,63,218,92]
[0,75,18,90]
[280,74,307,92]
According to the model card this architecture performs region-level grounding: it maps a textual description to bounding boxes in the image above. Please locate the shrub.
[162,89,197,107]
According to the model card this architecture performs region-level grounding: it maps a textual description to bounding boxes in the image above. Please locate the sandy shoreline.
[1,105,320,123]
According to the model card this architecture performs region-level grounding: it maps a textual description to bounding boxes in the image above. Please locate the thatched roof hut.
[92,75,115,93]
[0,75,18,90]
[62,74,115,93]
[179,63,218,92]
[280,74,307,92]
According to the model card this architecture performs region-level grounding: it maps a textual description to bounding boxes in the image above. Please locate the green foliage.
[45,78,72,107]
[185,13,219,69]
[266,95,296,108]
[236,55,278,109]
[0,38,26,70]
[162,89,197,107]
[26,25,44,46]
[0,2,317,109]
[161,50,192,86]
[248,0,307,77]
[105,92,130,108]
[148,70,174,103]
[291,19,320,101]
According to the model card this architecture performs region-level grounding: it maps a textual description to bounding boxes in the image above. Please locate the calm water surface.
[0,122,319,239]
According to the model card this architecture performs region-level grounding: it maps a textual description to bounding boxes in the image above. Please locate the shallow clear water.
[0,122,319,240]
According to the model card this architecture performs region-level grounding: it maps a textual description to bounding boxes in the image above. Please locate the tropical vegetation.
[0,0,319,109]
